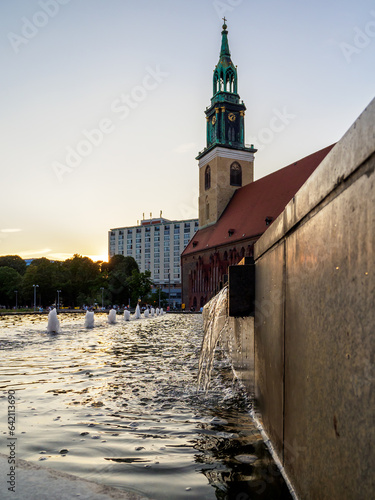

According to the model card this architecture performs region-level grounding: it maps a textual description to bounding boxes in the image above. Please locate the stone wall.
[253,98,375,499]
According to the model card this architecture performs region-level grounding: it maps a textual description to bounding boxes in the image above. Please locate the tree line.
[0,254,166,309]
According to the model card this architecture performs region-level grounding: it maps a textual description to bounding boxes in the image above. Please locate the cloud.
[18,248,52,258]
[173,142,196,154]
[1,228,22,233]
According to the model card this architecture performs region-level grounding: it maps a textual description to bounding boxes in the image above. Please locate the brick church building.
[181,21,334,309]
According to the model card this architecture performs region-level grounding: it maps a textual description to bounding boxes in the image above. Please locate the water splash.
[108,309,117,324]
[133,304,141,319]
[198,286,229,391]
[84,311,94,328]
[47,308,61,333]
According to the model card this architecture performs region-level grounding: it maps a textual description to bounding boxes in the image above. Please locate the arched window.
[205,165,211,190]
[230,162,242,186]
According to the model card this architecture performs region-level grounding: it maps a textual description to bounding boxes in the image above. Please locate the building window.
[206,202,209,220]
[230,162,242,186]
[205,165,211,190]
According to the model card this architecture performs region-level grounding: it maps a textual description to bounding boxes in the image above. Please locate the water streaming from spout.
[46,308,61,333]
[198,286,229,391]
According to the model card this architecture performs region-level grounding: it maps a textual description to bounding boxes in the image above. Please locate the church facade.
[181,22,334,309]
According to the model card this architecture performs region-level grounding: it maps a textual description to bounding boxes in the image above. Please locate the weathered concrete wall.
[254,98,375,499]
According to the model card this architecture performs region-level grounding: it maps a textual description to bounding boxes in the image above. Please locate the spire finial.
[222,17,227,30]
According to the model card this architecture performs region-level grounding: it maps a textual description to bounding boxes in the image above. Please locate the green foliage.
[106,255,139,305]
[22,258,63,306]
[61,255,102,307]
[0,255,27,275]
[0,253,154,308]
[128,269,153,306]
[0,267,22,307]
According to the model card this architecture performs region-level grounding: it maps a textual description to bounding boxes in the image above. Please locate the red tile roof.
[182,144,335,256]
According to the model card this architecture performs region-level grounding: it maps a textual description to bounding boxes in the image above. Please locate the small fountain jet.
[133,304,141,319]
[108,309,117,324]
[84,310,95,328]
[47,308,61,333]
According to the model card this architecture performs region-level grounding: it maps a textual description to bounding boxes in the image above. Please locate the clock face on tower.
[228,112,236,122]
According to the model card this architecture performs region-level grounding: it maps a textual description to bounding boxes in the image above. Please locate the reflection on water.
[0,313,291,500]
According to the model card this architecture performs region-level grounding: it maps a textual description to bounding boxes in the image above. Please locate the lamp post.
[57,290,61,311]
[14,290,18,309]
[100,287,104,310]
[158,285,161,309]
[33,284,39,311]
[168,270,171,310]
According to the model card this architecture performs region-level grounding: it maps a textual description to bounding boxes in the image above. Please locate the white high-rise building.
[108,216,198,308]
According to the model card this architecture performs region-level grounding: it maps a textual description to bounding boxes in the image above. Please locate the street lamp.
[57,290,62,311]
[100,287,104,309]
[33,284,39,311]
[14,290,18,309]
[168,270,171,310]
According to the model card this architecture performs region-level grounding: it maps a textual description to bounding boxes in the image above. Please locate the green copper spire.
[220,18,230,57]
[213,19,238,97]
[196,19,257,161]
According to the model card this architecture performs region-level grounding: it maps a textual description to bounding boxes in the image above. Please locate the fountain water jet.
[84,311,94,328]
[144,309,149,318]
[150,307,155,317]
[198,286,229,391]
[124,309,130,321]
[108,309,117,324]
[47,308,61,333]
[133,304,141,319]
[156,308,160,316]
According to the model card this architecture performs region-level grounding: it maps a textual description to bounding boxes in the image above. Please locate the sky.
[1,0,374,262]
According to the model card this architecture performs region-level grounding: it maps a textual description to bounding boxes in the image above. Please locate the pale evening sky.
[1,0,374,261]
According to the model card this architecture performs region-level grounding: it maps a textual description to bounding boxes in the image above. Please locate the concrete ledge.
[255,97,375,258]
[0,454,152,500]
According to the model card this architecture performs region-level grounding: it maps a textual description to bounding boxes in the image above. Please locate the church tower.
[197,20,257,228]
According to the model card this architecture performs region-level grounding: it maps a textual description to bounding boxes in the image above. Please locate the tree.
[61,255,102,307]
[106,255,139,305]
[0,267,22,308]
[128,270,153,306]
[0,255,26,275]
[21,258,63,307]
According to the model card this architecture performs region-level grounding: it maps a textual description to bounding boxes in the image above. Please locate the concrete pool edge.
[0,453,153,500]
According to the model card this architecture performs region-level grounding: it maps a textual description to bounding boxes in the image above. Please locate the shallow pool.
[0,313,291,499]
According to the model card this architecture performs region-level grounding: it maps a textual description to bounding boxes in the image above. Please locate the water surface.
[0,313,291,499]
